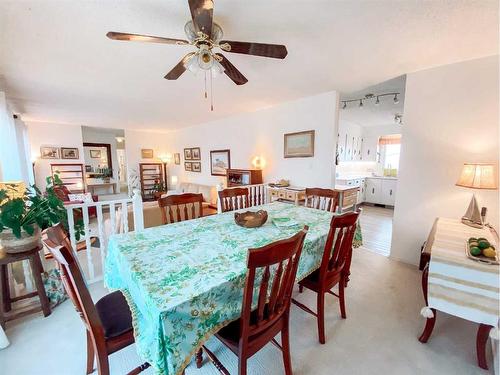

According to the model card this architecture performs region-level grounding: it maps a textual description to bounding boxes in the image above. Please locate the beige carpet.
[0,246,494,374]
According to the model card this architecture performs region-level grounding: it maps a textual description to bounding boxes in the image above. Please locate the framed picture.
[141,149,154,159]
[184,148,192,160]
[61,147,79,159]
[192,162,201,172]
[191,147,201,160]
[85,165,92,172]
[284,130,315,158]
[210,149,231,176]
[184,162,192,171]
[174,153,180,165]
[40,146,60,159]
[90,149,101,158]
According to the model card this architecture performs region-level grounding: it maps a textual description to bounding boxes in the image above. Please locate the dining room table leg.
[476,324,492,370]
[418,263,437,343]
[195,348,203,368]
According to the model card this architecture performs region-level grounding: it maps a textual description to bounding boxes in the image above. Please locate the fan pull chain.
[210,71,214,111]
[204,71,208,99]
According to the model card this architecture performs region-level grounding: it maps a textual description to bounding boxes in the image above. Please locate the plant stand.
[0,245,51,329]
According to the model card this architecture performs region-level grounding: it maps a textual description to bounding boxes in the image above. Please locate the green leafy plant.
[0,175,84,240]
[152,179,166,194]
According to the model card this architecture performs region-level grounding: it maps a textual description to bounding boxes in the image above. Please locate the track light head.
[359,99,363,108]
[375,96,380,105]
[393,94,399,104]
[342,101,347,109]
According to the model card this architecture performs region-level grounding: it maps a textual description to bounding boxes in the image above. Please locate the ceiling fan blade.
[188,0,213,38]
[220,40,288,59]
[164,53,196,80]
[215,53,248,85]
[107,31,189,45]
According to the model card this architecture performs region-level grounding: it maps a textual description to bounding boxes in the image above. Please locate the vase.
[0,226,42,254]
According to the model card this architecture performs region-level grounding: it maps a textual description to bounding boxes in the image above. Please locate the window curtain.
[378,134,402,145]
[0,91,33,184]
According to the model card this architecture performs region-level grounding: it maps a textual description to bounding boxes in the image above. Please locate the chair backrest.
[305,188,339,212]
[157,193,204,224]
[42,224,106,343]
[240,226,308,342]
[53,185,71,202]
[218,187,250,213]
[318,211,359,283]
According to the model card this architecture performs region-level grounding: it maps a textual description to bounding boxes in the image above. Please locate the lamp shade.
[456,163,498,190]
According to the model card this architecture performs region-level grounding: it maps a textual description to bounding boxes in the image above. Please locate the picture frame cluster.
[184,147,201,172]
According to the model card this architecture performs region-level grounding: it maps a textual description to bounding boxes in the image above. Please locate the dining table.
[105,201,362,375]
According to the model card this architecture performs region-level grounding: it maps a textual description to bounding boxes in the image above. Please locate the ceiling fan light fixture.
[211,59,225,78]
[186,54,200,74]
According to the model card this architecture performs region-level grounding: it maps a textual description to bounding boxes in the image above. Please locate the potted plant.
[0,175,84,253]
[152,179,167,200]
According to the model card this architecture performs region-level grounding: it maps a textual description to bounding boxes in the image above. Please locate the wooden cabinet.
[268,187,305,205]
[139,163,164,201]
[51,163,85,193]
[226,169,263,187]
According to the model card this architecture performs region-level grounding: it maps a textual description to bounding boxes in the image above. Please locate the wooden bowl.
[234,210,268,228]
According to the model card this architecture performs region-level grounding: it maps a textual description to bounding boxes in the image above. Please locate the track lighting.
[340,91,401,109]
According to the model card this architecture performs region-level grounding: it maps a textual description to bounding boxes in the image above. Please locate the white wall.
[391,56,499,265]
[165,91,339,189]
[27,121,85,189]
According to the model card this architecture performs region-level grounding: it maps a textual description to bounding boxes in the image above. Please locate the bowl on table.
[234,210,268,228]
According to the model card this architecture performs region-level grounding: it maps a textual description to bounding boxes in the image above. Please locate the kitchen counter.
[334,184,360,191]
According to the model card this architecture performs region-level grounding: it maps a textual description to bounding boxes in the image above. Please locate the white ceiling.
[0,1,498,131]
[340,75,406,128]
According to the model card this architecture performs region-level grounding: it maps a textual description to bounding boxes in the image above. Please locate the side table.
[0,245,51,329]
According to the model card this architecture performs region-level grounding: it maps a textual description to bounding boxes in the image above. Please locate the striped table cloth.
[427,218,499,327]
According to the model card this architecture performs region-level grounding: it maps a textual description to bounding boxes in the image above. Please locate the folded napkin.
[272,217,299,228]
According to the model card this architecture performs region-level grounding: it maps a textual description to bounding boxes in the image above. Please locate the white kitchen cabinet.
[365,178,382,203]
[361,136,379,162]
[381,179,397,206]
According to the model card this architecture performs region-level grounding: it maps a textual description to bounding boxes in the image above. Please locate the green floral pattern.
[105,202,362,375]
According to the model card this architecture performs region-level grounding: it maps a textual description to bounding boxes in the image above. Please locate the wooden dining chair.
[201,226,309,375]
[42,224,151,375]
[292,211,359,344]
[218,187,250,213]
[304,188,340,212]
[158,193,204,224]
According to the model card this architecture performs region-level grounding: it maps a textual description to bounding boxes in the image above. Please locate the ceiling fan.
[106,0,288,86]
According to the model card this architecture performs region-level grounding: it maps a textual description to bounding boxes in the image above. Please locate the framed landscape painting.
[61,147,79,159]
[141,149,154,159]
[174,153,180,165]
[284,130,315,158]
[90,149,101,158]
[40,146,60,159]
[210,149,231,176]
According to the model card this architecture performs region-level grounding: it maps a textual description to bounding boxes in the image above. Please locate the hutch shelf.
[139,163,164,201]
[226,169,263,187]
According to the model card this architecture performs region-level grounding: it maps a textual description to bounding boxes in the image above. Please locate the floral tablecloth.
[105,202,362,375]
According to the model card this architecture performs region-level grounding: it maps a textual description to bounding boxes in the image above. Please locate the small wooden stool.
[0,245,51,329]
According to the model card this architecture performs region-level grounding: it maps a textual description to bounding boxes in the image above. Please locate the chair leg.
[29,254,51,317]
[195,348,203,368]
[95,351,110,375]
[418,310,437,343]
[281,324,293,375]
[86,330,95,375]
[298,285,303,293]
[339,278,347,319]
[317,291,326,344]
[238,356,247,375]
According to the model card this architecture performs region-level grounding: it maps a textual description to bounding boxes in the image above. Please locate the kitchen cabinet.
[361,136,379,162]
[365,178,382,204]
[381,179,397,206]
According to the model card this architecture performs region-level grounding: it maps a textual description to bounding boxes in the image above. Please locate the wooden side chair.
[42,224,150,375]
[304,188,339,212]
[201,226,309,375]
[158,193,204,224]
[218,187,250,213]
[292,211,359,344]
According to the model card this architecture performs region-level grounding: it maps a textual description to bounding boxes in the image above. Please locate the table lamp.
[456,163,498,228]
